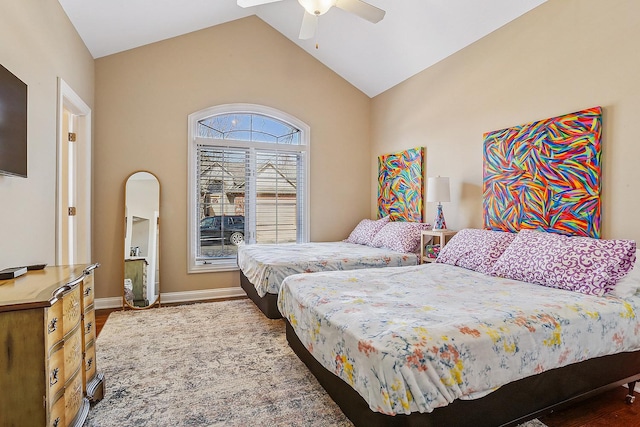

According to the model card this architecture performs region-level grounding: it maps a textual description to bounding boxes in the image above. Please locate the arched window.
[188,104,309,272]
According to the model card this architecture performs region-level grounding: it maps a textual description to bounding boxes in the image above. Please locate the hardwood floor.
[540,386,640,427]
[95,307,116,337]
[95,307,640,426]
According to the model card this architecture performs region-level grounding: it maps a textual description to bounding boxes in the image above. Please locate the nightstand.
[420,229,457,264]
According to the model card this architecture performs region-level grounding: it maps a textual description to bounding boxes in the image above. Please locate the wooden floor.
[95,307,640,426]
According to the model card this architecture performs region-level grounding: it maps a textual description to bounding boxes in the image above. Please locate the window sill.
[188,262,240,274]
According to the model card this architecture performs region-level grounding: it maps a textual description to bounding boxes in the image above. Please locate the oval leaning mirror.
[123,171,160,309]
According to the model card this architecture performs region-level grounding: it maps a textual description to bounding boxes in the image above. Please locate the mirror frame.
[123,170,161,310]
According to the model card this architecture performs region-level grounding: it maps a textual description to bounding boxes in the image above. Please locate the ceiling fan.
[237,0,386,41]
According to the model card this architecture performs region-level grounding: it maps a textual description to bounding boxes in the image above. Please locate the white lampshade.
[298,0,334,15]
[426,177,451,203]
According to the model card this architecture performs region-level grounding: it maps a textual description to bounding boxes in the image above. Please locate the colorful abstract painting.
[483,107,602,238]
[378,147,424,222]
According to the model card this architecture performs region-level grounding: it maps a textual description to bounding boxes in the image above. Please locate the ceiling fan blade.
[237,0,284,8]
[299,12,317,40]
[335,0,385,23]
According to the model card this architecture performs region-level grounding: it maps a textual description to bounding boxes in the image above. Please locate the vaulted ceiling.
[58,0,546,97]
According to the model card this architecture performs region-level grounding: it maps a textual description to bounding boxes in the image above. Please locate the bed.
[238,240,420,319]
[237,145,429,319]
[277,228,640,426]
[275,108,633,425]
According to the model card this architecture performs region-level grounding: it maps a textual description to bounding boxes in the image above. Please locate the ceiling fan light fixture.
[297,0,334,16]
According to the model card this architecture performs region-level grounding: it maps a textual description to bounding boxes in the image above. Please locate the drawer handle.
[84,286,92,296]
[52,417,60,427]
[83,263,100,275]
[86,357,94,371]
[85,321,93,334]
[48,318,58,334]
[50,367,59,387]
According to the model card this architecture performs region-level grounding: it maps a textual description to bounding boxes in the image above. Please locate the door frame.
[56,78,92,265]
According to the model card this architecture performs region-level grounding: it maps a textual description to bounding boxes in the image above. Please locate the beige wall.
[93,16,371,298]
[0,0,94,269]
[7,0,636,301]
[372,0,640,243]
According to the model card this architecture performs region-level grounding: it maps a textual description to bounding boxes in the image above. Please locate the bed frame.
[240,270,282,319]
[285,320,640,427]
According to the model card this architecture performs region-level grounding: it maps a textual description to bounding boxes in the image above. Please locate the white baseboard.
[160,287,247,304]
[95,297,124,310]
[94,287,247,310]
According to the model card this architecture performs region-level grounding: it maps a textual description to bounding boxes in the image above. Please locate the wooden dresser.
[0,264,104,427]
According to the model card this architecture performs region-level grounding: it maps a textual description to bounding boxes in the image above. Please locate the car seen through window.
[200,215,245,246]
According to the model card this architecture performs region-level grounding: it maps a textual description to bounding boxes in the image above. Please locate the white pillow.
[610,249,640,298]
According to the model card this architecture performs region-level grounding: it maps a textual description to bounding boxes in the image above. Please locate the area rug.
[85,299,547,427]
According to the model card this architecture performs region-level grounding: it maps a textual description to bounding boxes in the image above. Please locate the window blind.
[196,145,305,261]
[196,145,248,261]
[250,150,302,244]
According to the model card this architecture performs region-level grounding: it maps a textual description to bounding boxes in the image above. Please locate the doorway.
[57,79,92,265]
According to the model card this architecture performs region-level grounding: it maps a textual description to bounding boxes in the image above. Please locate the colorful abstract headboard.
[483,106,602,238]
[377,147,424,222]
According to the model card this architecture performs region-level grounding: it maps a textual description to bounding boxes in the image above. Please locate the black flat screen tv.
[0,63,27,178]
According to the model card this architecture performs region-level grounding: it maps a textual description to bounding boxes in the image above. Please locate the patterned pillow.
[370,221,431,253]
[490,229,637,296]
[610,249,640,298]
[435,228,516,274]
[344,216,390,245]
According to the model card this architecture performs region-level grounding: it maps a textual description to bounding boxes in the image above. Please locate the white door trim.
[56,79,92,265]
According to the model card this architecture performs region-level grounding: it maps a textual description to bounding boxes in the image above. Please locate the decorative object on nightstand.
[427,176,450,230]
[420,229,458,264]
[424,244,441,260]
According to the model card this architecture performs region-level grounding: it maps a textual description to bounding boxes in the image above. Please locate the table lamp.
[426,176,450,230]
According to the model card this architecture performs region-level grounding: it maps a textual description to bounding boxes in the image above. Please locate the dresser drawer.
[47,299,64,349]
[49,347,65,398]
[64,371,84,424]
[49,394,65,427]
[84,342,97,383]
[83,309,96,342]
[64,326,83,384]
[63,286,82,335]
[82,274,95,309]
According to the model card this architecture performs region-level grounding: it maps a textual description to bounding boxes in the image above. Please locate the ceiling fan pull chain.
[315,15,319,49]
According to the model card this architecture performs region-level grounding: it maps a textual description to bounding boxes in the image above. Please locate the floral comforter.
[237,242,418,297]
[277,263,640,415]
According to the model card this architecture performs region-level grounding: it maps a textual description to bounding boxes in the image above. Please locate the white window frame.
[187,104,310,273]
